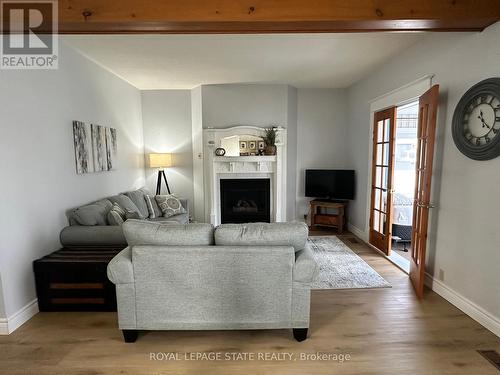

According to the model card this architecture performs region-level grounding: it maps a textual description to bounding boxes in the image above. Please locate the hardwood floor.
[1,231,498,374]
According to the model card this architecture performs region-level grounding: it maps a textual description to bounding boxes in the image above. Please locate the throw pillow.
[125,210,141,220]
[144,194,162,219]
[108,194,144,219]
[155,195,186,218]
[107,203,126,226]
[124,188,151,219]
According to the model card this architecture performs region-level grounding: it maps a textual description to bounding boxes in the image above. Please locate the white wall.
[296,89,348,219]
[0,41,145,321]
[141,90,194,211]
[346,23,500,322]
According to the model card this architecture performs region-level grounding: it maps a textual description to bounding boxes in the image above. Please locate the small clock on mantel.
[452,77,500,160]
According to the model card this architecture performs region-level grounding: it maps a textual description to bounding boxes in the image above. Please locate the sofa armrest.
[293,243,319,283]
[107,247,134,284]
[60,225,127,247]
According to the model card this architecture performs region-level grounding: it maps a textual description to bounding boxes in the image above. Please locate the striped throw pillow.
[144,194,162,219]
[107,203,126,226]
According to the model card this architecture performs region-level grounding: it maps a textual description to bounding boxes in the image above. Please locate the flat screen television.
[305,169,355,200]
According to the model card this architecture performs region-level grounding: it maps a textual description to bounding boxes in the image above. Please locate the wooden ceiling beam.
[56,0,500,33]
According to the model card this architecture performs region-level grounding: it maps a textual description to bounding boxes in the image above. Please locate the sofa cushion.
[107,203,126,226]
[144,194,162,219]
[108,194,144,219]
[125,210,141,220]
[68,199,113,226]
[148,213,189,224]
[123,220,214,246]
[124,188,150,219]
[214,222,308,252]
[155,195,187,218]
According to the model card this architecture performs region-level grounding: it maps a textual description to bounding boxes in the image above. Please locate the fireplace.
[220,179,271,223]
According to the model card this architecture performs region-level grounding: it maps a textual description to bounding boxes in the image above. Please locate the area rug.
[308,236,391,290]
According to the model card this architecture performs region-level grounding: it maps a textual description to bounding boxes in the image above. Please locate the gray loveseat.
[107,220,319,342]
[60,188,189,248]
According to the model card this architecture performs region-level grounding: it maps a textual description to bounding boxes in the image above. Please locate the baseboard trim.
[347,223,368,242]
[425,273,500,338]
[346,223,499,338]
[0,299,39,335]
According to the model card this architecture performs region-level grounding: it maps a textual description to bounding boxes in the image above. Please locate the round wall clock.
[452,77,500,160]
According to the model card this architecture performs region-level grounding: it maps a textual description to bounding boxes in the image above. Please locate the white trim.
[0,299,39,335]
[369,75,434,110]
[425,274,500,338]
[0,318,8,335]
[347,223,368,242]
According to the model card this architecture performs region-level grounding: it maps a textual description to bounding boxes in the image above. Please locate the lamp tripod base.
[156,170,171,195]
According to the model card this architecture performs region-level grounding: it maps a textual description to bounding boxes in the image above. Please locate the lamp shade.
[149,153,172,168]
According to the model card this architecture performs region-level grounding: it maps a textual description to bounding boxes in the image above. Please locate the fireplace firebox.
[220,179,271,223]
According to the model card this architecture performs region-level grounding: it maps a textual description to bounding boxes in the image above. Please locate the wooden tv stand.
[309,199,347,233]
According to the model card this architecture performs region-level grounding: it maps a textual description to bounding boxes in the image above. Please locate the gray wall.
[296,89,348,218]
[200,84,298,220]
[0,41,145,318]
[141,90,194,212]
[201,84,288,128]
[346,23,500,319]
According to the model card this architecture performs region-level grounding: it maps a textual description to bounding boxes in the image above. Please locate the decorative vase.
[215,147,226,156]
[264,145,277,156]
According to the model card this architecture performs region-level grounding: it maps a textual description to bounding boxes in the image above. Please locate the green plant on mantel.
[263,127,278,146]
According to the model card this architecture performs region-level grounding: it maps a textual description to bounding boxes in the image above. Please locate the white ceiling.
[64,33,426,90]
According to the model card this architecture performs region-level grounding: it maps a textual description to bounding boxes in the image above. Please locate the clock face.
[462,94,500,146]
[452,78,500,160]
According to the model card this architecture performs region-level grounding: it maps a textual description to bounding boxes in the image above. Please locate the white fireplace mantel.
[203,126,287,225]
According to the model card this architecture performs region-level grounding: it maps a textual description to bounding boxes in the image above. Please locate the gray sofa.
[107,220,319,342]
[59,188,189,248]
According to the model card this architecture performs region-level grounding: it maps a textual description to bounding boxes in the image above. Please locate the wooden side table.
[309,199,348,233]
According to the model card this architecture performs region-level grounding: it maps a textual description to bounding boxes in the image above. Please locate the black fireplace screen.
[220,179,271,223]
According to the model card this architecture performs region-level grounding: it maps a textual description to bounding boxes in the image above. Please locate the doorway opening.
[390,101,419,270]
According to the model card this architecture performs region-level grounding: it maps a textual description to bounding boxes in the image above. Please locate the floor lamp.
[149,153,172,195]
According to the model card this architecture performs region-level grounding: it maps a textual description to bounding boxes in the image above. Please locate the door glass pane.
[375,167,382,187]
[383,143,389,165]
[374,210,380,233]
[381,190,387,213]
[384,119,391,142]
[377,120,384,141]
[376,143,383,165]
[380,213,386,234]
[382,166,388,189]
[375,189,381,211]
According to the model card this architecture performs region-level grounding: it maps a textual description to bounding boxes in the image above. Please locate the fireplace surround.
[203,126,287,225]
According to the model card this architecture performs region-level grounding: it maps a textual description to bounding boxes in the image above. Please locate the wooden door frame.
[2,0,498,34]
[410,84,440,298]
[369,107,396,255]
[363,76,433,249]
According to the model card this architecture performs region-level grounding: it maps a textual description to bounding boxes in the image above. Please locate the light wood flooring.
[1,231,498,374]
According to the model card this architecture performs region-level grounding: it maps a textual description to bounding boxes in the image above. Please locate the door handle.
[416,202,435,209]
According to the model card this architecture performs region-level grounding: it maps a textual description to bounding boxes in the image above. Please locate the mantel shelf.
[213,156,277,162]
